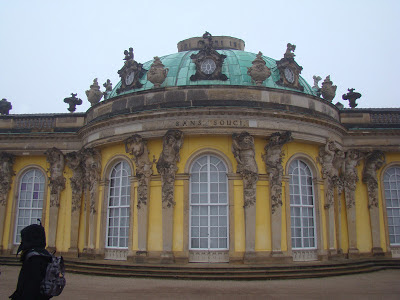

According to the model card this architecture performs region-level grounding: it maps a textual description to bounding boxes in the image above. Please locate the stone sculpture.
[343,149,363,208]
[0,152,15,206]
[147,56,169,88]
[66,151,85,212]
[82,148,102,213]
[312,75,322,96]
[263,131,292,213]
[247,51,271,86]
[125,134,154,208]
[232,132,258,208]
[64,93,82,113]
[45,147,66,207]
[284,43,296,59]
[317,139,343,208]
[362,150,385,208]
[156,130,183,208]
[321,76,337,102]
[103,79,113,100]
[0,98,12,115]
[86,78,103,106]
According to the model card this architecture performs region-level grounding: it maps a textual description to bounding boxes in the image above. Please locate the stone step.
[2,256,400,280]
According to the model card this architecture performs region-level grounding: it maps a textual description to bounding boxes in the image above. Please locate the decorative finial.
[63,93,82,113]
[321,75,337,102]
[284,43,296,59]
[342,88,362,109]
[0,98,12,115]
[147,57,169,88]
[247,51,271,85]
[85,78,103,106]
[103,79,113,99]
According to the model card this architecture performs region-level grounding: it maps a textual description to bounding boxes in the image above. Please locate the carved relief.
[147,56,169,88]
[321,75,337,102]
[247,51,271,85]
[362,151,385,208]
[82,148,102,213]
[85,78,103,106]
[156,130,183,208]
[125,134,154,209]
[317,139,344,208]
[65,151,85,212]
[263,131,292,213]
[343,149,363,208]
[190,32,228,81]
[0,152,15,206]
[232,132,258,208]
[45,147,66,207]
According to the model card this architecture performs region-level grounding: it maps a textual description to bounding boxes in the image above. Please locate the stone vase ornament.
[247,51,271,85]
[86,78,103,106]
[321,76,337,102]
[147,57,169,88]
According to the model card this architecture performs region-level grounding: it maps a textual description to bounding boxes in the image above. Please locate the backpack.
[25,250,66,297]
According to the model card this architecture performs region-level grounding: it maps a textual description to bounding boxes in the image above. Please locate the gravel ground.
[1,265,400,299]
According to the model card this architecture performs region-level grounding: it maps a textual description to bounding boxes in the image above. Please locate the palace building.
[1,32,400,264]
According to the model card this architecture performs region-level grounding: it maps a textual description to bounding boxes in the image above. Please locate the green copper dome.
[108,49,317,99]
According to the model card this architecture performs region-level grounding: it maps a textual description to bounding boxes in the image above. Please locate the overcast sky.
[0,0,399,114]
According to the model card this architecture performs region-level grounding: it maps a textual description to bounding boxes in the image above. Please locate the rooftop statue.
[0,98,12,115]
[103,79,112,99]
[284,43,296,59]
[124,47,134,61]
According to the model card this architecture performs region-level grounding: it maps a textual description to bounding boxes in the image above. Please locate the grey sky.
[1,0,399,114]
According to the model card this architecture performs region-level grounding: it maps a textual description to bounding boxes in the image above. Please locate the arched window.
[189,155,228,250]
[106,161,131,249]
[14,168,45,244]
[384,166,400,245]
[289,159,316,249]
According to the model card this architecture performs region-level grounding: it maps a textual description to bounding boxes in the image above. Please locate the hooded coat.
[10,224,52,300]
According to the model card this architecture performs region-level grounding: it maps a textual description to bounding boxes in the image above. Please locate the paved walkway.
[1,265,400,299]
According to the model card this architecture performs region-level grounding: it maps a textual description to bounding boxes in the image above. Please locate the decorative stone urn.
[321,75,337,102]
[247,51,271,85]
[147,57,169,88]
[86,78,103,106]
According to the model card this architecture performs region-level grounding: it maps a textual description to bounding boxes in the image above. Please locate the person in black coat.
[10,224,52,300]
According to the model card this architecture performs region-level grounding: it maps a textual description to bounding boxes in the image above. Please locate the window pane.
[289,160,316,249]
[106,161,131,249]
[189,155,229,251]
[385,167,400,246]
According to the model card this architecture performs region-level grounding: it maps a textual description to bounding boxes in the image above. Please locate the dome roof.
[108,49,317,99]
